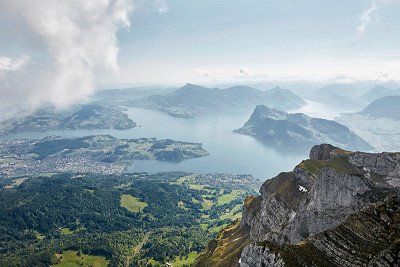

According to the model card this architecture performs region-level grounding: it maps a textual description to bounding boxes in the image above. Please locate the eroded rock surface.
[195,144,400,267]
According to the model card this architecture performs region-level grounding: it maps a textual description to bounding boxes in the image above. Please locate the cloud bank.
[0,0,132,120]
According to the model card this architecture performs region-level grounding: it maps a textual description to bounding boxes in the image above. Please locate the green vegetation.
[60,228,73,236]
[53,250,109,267]
[217,190,243,206]
[170,251,199,266]
[120,194,148,213]
[300,156,359,176]
[189,184,205,190]
[201,199,214,210]
[0,172,259,266]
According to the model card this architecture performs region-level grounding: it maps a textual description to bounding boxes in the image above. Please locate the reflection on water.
[1,107,307,180]
[292,100,357,120]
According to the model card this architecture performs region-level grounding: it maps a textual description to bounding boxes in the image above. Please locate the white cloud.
[156,0,169,14]
[195,69,211,77]
[0,0,133,119]
[240,68,253,76]
[0,55,30,72]
[233,67,255,78]
[357,0,378,38]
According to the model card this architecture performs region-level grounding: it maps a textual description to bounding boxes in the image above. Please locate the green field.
[53,250,109,267]
[170,251,199,267]
[60,227,73,235]
[120,194,148,213]
[217,190,243,206]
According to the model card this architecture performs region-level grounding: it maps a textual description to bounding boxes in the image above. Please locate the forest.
[0,172,259,266]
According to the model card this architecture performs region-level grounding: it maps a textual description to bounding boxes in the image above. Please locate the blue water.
[1,108,307,180]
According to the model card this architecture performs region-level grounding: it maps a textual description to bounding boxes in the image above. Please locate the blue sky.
[1,0,400,87]
[110,0,400,84]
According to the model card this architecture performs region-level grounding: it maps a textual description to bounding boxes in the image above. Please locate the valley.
[1,82,400,267]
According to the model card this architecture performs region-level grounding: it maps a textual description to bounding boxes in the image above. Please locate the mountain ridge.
[129,84,307,118]
[195,144,400,267]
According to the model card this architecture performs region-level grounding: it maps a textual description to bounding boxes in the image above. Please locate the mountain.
[92,86,177,105]
[336,95,400,152]
[0,104,136,135]
[234,105,373,152]
[195,144,400,267]
[129,84,307,118]
[310,83,372,111]
[313,81,383,98]
[314,83,359,98]
[358,95,400,120]
[359,85,399,103]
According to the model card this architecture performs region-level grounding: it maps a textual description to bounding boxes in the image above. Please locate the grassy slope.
[120,194,148,213]
[53,250,109,267]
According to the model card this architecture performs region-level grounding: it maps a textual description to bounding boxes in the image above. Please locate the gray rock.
[239,144,400,266]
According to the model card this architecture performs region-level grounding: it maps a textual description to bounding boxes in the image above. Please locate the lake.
[2,101,344,180]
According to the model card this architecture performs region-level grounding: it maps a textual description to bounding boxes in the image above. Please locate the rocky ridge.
[195,144,400,267]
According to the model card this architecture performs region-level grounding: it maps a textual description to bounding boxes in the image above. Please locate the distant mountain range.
[302,82,400,112]
[358,95,400,120]
[359,85,400,103]
[234,105,373,152]
[92,86,177,105]
[336,95,400,152]
[129,83,307,118]
[0,104,136,135]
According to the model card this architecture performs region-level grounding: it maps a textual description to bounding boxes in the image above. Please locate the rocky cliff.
[195,144,400,267]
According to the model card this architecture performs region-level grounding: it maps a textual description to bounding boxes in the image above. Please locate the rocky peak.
[250,105,287,120]
[309,143,339,160]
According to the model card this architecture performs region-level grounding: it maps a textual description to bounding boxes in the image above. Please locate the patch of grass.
[53,250,109,267]
[4,177,28,189]
[34,230,45,240]
[176,175,194,185]
[147,258,160,266]
[217,190,243,206]
[220,211,242,221]
[200,223,209,230]
[177,201,189,211]
[60,228,73,235]
[209,224,228,233]
[189,184,205,190]
[120,194,148,213]
[300,156,358,176]
[201,199,214,210]
[170,251,199,267]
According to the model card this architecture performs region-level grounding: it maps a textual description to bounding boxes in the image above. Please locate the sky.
[0,0,400,115]
[115,0,400,84]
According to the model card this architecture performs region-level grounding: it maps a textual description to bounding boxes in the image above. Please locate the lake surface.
[0,107,311,180]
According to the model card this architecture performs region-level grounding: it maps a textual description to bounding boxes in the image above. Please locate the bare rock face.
[241,196,400,266]
[238,144,400,266]
[194,144,400,267]
[309,143,337,160]
[240,244,285,267]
